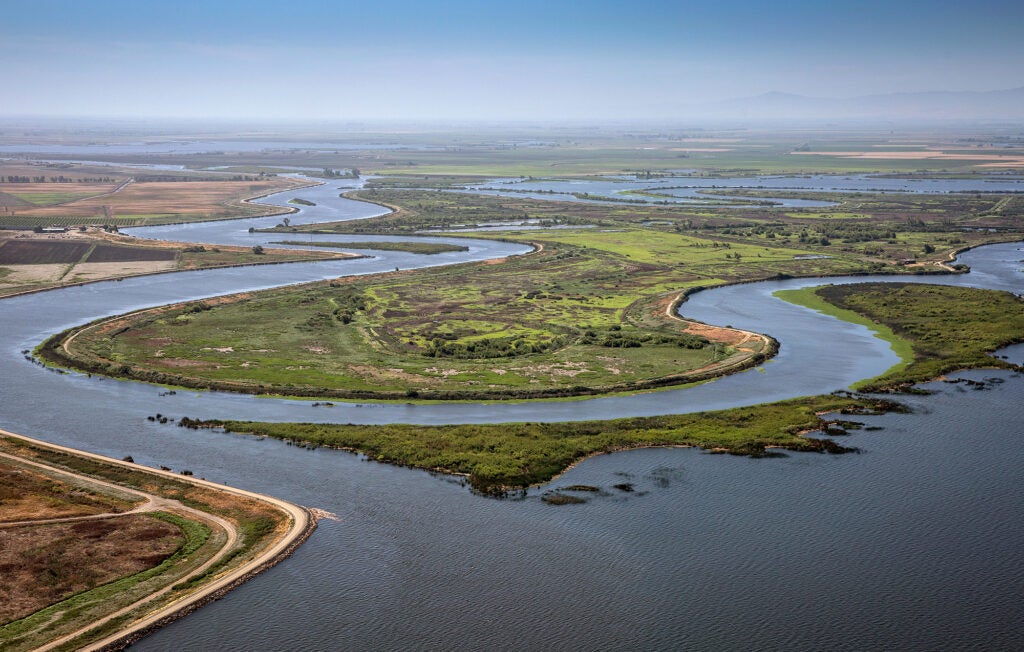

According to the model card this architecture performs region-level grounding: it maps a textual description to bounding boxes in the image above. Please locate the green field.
[44,232,780,399]
[10,192,99,206]
[21,128,1024,496]
[41,168,1024,400]
[793,283,1024,390]
[179,282,1024,493]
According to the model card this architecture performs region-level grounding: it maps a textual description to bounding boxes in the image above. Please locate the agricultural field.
[0,239,94,264]
[0,230,355,297]
[12,128,1020,180]
[3,185,117,206]
[0,172,308,228]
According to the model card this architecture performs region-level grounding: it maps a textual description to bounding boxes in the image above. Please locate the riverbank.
[0,429,315,651]
[37,261,776,402]
[170,281,1024,493]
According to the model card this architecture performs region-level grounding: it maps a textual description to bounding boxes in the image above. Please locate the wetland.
[3,126,1024,650]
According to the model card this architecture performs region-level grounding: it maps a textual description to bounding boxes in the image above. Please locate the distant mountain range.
[678,87,1024,122]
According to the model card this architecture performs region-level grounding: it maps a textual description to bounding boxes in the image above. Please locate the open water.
[0,178,1021,650]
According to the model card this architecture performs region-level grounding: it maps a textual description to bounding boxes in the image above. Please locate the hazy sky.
[3,0,1023,121]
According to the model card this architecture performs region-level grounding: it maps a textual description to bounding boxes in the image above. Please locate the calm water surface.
[133,371,1024,651]
[460,173,1024,208]
[1,181,1021,650]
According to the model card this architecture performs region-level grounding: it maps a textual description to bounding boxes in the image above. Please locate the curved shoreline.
[20,179,1022,410]
[0,428,315,652]
[0,176,345,301]
[40,268,778,403]
[41,227,1009,405]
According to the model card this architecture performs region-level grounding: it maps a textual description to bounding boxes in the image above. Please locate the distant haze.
[2,0,1024,123]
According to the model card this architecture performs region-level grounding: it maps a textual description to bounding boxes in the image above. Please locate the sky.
[2,0,1023,122]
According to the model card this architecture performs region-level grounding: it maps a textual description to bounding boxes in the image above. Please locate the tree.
[252,245,265,255]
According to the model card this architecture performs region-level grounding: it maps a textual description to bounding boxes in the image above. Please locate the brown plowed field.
[0,240,91,264]
[0,240,176,265]
[87,243,177,262]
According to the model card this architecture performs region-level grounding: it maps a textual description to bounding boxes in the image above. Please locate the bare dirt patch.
[156,358,217,369]
[68,261,176,282]
[349,364,433,384]
[678,321,749,346]
[0,263,67,285]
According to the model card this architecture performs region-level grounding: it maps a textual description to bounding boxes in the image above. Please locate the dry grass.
[0,182,120,199]
[0,463,130,522]
[0,515,183,624]
[11,179,303,219]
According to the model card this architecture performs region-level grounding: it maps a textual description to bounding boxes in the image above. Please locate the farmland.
[24,127,1019,179]
[0,230,355,297]
[0,158,309,228]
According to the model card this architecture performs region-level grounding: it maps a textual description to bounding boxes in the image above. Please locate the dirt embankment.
[0,429,316,652]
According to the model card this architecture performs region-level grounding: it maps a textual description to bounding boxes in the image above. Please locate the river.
[456,173,1024,208]
[2,179,1022,650]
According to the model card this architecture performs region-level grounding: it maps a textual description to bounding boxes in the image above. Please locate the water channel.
[458,173,1024,208]
[1,177,1022,650]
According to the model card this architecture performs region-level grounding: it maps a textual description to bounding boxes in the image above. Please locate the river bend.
[1,179,1022,651]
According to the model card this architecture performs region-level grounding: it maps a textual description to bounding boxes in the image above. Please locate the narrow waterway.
[2,180,1022,650]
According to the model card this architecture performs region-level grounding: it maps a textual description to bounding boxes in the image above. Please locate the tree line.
[1,175,117,183]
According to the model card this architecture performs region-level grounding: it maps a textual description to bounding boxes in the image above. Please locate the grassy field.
[45,217,840,399]
[189,394,891,494]
[11,190,114,206]
[179,282,1023,493]
[795,283,1024,390]
[289,185,1017,270]
[40,167,1024,399]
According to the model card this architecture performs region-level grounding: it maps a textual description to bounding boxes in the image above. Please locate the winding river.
[3,178,1022,650]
